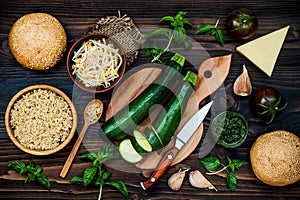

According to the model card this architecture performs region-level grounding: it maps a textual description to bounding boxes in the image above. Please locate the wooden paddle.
[106,54,232,170]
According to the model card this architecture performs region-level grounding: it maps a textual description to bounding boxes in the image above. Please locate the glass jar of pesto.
[211,111,248,148]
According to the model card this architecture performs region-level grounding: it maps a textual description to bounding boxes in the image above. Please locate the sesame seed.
[8,13,67,70]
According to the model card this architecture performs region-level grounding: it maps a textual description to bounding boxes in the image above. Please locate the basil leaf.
[232,159,244,169]
[28,160,35,168]
[183,18,193,27]
[81,152,97,161]
[151,48,161,55]
[175,26,186,35]
[195,24,213,34]
[95,175,104,186]
[107,180,129,199]
[25,173,35,183]
[142,47,152,56]
[227,172,237,192]
[146,28,171,38]
[210,29,216,36]
[70,176,84,183]
[7,161,26,173]
[36,174,51,190]
[35,166,42,175]
[7,160,51,190]
[97,144,119,163]
[101,171,111,181]
[215,29,224,47]
[175,33,186,45]
[178,11,187,17]
[174,13,183,26]
[184,39,192,49]
[83,167,98,187]
[171,21,178,27]
[226,156,235,172]
[173,28,187,45]
[100,144,114,155]
[93,159,101,167]
[160,16,174,23]
[200,157,221,170]
[20,168,30,175]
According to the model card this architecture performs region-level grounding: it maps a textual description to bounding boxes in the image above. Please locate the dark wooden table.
[0,0,299,199]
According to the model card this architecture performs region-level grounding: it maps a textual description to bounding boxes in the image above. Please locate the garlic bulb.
[189,170,217,191]
[233,64,252,96]
[168,168,189,191]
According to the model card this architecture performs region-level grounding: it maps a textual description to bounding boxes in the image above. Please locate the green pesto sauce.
[212,111,248,148]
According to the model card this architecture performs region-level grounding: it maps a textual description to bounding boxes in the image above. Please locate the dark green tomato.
[252,88,287,124]
[227,8,258,39]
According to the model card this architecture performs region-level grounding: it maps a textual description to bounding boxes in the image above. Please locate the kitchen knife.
[140,101,213,190]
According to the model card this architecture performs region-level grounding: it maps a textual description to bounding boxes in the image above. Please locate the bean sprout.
[71,38,122,88]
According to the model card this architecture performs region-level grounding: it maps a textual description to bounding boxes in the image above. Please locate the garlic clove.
[141,171,152,179]
[233,64,252,96]
[168,169,187,191]
[189,170,217,191]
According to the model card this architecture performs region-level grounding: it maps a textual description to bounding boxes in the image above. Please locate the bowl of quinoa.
[5,84,77,155]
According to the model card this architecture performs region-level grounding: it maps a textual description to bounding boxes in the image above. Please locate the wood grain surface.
[0,0,300,199]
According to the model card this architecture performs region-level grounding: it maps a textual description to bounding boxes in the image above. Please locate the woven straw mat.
[87,13,144,66]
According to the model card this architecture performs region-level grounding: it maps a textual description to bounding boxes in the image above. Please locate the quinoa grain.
[10,89,73,151]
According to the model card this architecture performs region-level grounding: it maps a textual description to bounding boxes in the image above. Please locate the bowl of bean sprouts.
[66,34,126,93]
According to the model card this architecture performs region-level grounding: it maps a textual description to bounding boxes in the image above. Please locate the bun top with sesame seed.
[8,13,67,70]
[250,130,300,186]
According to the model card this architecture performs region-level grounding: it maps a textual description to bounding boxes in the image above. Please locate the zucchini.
[119,139,143,164]
[130,130,152,154]
[145,71,198,150]
[101,53,185,141]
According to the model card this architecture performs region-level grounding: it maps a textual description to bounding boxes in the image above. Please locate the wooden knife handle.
[140,148,179,190]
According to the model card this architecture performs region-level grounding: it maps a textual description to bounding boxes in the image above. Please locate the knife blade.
[140,101,213,190]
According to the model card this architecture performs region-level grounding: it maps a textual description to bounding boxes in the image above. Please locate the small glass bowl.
[211,111,248,148]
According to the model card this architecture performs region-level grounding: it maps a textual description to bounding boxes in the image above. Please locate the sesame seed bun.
[250,130,300,186]
[8,13,67,70]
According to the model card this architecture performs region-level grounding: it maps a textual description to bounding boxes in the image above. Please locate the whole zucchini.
[101,54,185,142]
[145,71,198,150]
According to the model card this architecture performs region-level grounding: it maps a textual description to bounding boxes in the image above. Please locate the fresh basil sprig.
[70,144,128,200]
[142,11,192,63]
[195,19,225,47]
[200,156,244,191]
[7,160,50,190]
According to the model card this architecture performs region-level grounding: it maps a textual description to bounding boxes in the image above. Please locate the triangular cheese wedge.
[236,26,289,77]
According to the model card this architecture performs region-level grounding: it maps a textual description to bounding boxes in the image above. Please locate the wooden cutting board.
[106,54,231,170]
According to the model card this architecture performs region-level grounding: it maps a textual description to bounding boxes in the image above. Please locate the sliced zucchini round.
[119,139,143,164]
[132,130,153,153]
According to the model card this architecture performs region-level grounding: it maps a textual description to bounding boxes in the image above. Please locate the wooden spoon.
[60,99,103,178]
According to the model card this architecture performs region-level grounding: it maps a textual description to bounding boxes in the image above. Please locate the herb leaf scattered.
[70,144,128,200]
[7,160,50,190]
[195,19,225,47]
[199,156,221,170]
[70,176,83,183]
[83,166,98,186]
[195,24,213,34]
[215,29,225,47]
[200,156,244,191]
[106,180,128,198]
[142,11,192,63]
[227,172,237,191]
[232,159,244,169]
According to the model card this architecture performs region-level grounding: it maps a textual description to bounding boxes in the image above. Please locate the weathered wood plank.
[0,0,299,199]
